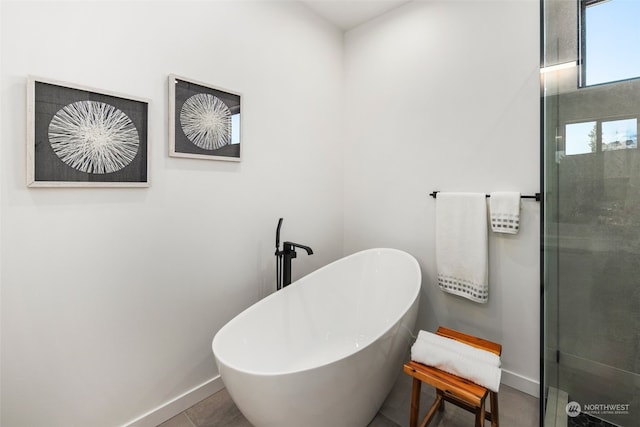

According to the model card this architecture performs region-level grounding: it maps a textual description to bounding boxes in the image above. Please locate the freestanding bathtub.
[212,248,421,427]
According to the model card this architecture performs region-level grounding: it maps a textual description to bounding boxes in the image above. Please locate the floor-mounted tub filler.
[212,248,422,427]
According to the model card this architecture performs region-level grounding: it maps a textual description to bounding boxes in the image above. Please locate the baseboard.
[121,376,224,427]
[501,369,540,398]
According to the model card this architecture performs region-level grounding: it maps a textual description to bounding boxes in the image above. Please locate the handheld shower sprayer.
[275,218,284,289]
[276,217,283,253]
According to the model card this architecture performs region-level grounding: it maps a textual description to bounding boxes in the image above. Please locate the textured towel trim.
[438,274,488,303]
[491,213,519,234]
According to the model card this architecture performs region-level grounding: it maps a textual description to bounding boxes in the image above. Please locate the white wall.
[0,1,344,426]
[343,0,541,395]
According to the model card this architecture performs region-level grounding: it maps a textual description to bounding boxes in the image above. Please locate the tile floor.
[567,412,618,427]
[158,368,539,427]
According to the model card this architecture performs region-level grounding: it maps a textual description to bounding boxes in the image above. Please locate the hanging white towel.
[435,192,488,303]
[411,331,502,392]
[489,192,521,234]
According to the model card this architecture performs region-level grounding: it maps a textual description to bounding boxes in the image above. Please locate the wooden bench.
[403,327,502,427]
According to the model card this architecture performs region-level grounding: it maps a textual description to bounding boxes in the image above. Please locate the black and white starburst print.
[180,93,231,150]
[48,101,139,174]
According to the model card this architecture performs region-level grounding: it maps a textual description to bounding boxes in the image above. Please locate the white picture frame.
[27,76,150,188]
[168,74,242,161]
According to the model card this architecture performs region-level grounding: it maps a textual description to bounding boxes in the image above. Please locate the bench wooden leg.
[436,389,445,411]
[420,392,443,427]
[475,398,486,427]
[490,391,499,427]
[410,378,421,427]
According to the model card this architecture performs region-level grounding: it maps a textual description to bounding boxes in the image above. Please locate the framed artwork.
[27,76,150,187]
[169,74,241,161]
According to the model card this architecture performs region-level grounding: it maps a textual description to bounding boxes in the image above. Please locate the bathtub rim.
[212,247,422,377]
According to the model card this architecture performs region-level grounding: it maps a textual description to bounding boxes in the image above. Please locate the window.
[580,0,640,86]
[565,117,638,155]
[602,118,638,151]
[566,121,597,155]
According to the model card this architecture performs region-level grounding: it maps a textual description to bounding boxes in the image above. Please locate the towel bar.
[429,191,541,201]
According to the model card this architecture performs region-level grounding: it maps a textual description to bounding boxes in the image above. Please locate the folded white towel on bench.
[410,330,502,392]
[415,330,501,367]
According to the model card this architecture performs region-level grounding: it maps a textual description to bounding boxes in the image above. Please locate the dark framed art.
[27,76,150,187]
[169,74,241,161]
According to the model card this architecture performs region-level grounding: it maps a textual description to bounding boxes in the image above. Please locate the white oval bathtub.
[212,248,421,427]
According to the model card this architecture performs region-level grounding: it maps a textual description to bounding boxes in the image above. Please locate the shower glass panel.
[542,1,640,426]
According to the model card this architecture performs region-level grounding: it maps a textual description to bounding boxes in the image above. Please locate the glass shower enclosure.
[542,1,639,426]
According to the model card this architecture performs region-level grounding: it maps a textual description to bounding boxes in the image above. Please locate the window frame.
[563,115,639,156]
[578,0,640,87]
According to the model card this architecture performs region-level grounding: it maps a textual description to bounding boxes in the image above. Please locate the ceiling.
[299,0,413,31]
